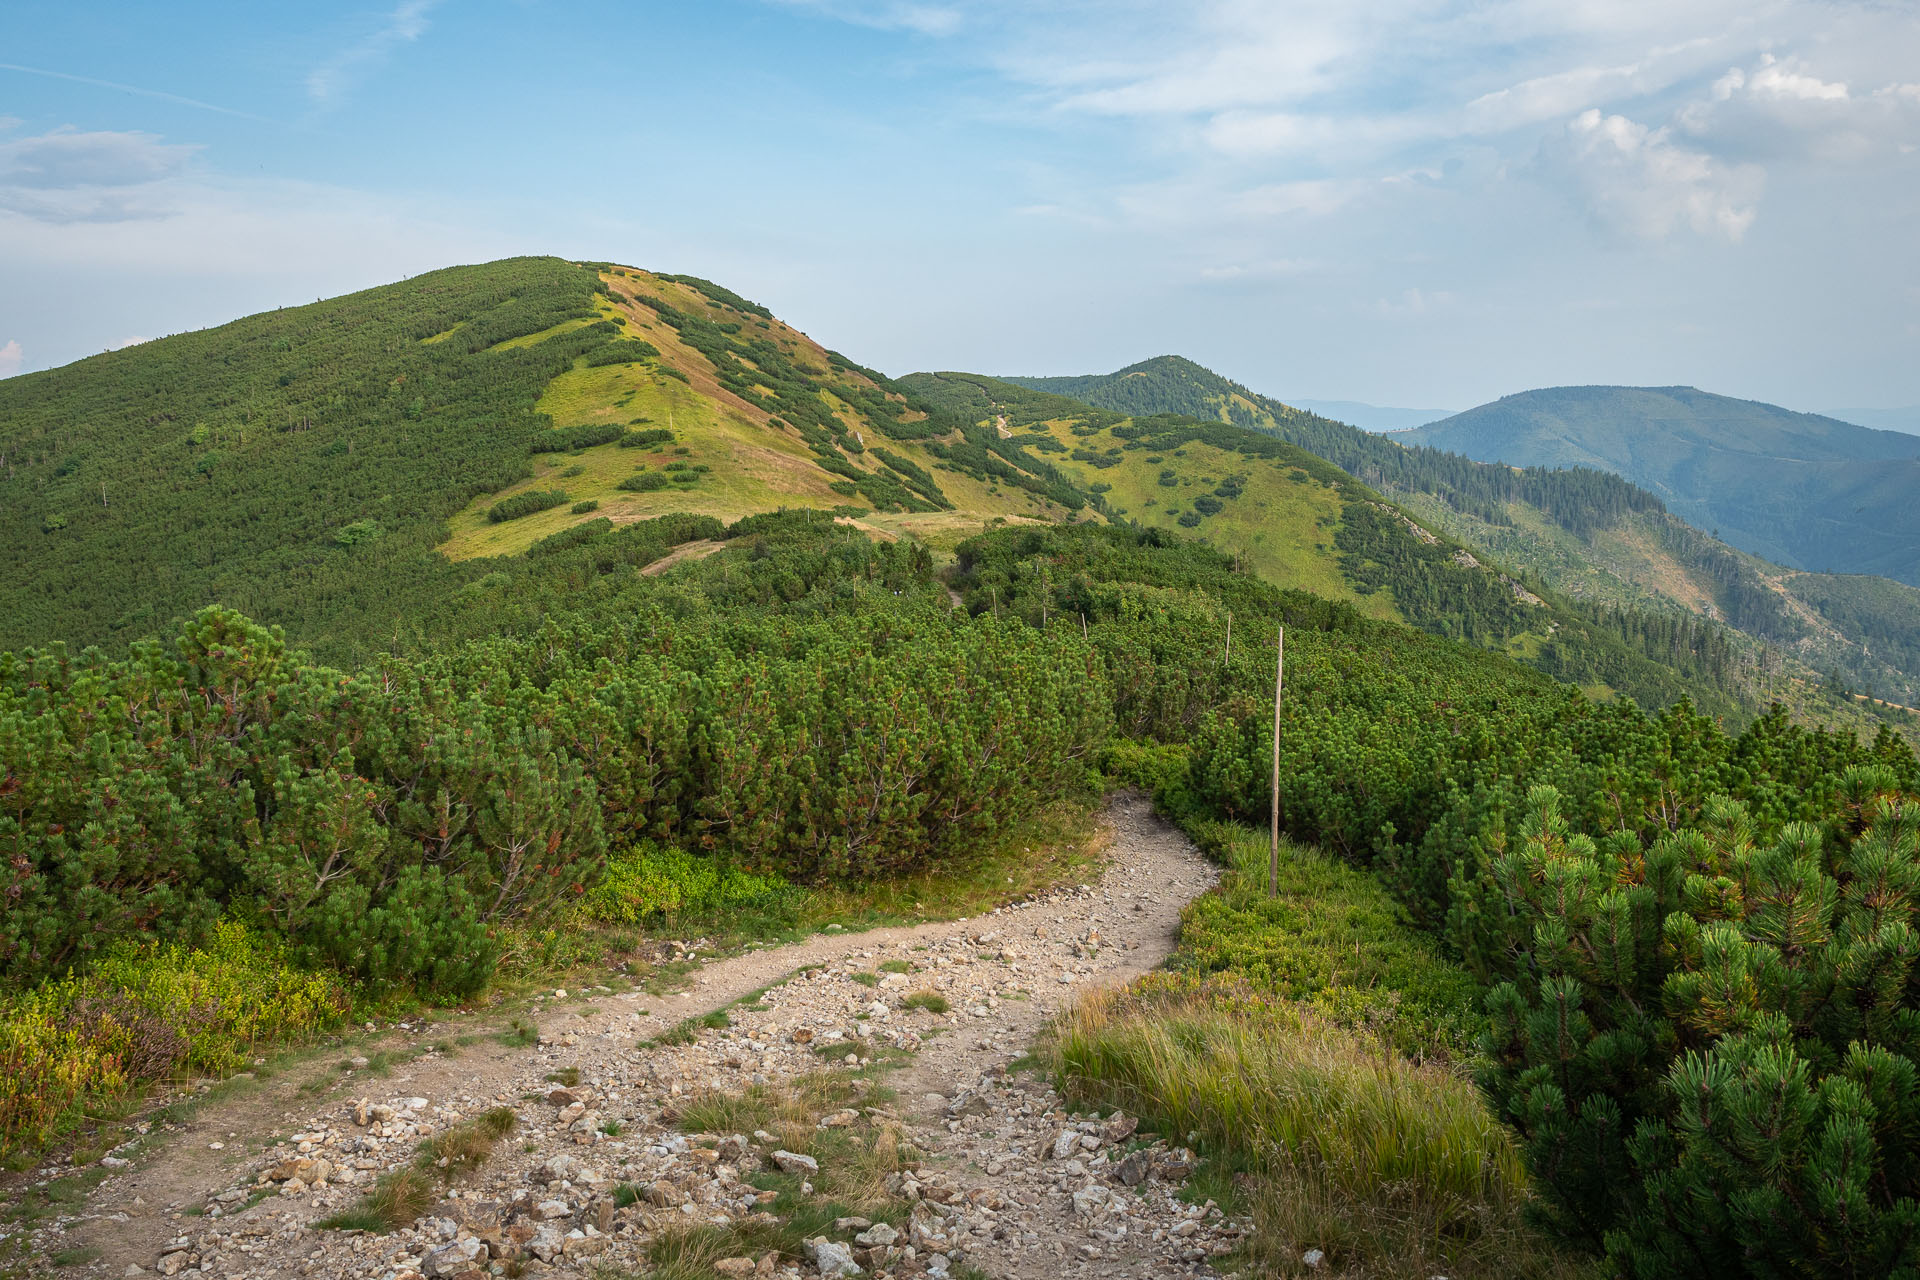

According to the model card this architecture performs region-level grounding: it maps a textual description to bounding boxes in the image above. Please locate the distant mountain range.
[1273,399,1454,432]
[1400,386,1920,585]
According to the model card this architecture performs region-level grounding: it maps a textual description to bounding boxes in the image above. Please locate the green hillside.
[6,263,1910,737]
[0,258,1091,664]
[904,370,1810,723]
[1402,385,1920,583]
[1006,356,1920,720]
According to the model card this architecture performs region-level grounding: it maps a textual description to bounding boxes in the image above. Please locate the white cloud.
[1681,54,1920,164]
[1543,108,1762,242]
[0,127,201,223]
[1463,38,1724,134]
[0,339,21,377]
[307,0,442,105]
[1199,258,1318,282]
[1745,57,1849,103]
[0,171,518,281]
[768,0,963,36]
[1374,287,1453,317]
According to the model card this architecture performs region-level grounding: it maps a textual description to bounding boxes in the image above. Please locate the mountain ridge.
[1402,384,1920,582]
[1001,356,1920,712]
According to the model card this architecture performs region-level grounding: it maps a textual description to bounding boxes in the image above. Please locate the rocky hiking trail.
[27,795,1239,1280]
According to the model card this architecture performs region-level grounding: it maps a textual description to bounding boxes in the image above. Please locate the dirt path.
[34,795,1225,1280]
[639,539,725,576]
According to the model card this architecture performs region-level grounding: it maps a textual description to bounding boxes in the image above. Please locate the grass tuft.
[1046,981,1594,1279]
[901,991,949,1014]
[316,1106,517,1233]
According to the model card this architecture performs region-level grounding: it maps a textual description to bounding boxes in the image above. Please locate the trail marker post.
[1270,625,1284,898]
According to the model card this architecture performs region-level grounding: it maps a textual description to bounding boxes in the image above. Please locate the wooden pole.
[1270,625,1284,898]
[1224,610,1231,667]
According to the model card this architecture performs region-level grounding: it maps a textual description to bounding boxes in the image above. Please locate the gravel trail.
[30,794,1228,1280]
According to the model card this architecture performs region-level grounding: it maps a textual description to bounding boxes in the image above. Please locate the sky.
[3,0,1918,412]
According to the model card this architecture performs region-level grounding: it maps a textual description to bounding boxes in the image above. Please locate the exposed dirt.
[23,795,1223,1280]
[639,539,725,576]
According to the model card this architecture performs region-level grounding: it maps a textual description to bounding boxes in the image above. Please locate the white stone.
[771,1150,819,1174]
[804,1238,863,1278]
[422,1237,486,1277]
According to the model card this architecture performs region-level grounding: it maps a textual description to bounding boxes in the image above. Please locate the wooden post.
[1224,610,1231,667]
[1081,612,1088,639]
[1270,625,1284,898]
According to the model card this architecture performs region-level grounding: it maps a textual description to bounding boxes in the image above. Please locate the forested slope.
[1404,384,1920,582]
[1004,356,1920,716]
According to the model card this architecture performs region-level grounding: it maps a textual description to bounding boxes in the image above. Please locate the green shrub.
[0,920,347,1150]
[1097,740,1189,795]
[332,519,384,547]
[530,517,612,556]
[298,864,497,997]
[530,424,623,454]
[581,842,789,923]
[570,499,599,514]
[583,338,660,367]
[1477,779,1920,1274]
[620,428,675,448]
[618,472,671,492]
[486,489,568,523]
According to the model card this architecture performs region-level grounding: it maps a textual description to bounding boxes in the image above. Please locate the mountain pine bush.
[1476,777,1920,1275]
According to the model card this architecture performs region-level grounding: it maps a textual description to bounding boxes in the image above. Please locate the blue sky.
[3,0,1918,413]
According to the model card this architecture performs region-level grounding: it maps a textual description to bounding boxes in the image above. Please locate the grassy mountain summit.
[1403,385,1920,583]
[0,257,1090,662]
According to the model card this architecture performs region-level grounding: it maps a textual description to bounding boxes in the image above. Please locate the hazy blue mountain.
[1290,399,1455,432]
[1403,386,1920,584]
[1829,406,1920,436]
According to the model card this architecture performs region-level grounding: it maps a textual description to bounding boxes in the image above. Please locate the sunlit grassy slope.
[1008,419,1389,618]
[441,269,1074,560]
[439,271,1410,620]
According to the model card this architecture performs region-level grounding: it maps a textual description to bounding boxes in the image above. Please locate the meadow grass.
[1177,824,1487,1055]
[1030,420,1397,619]
[1046,983,1594,1279]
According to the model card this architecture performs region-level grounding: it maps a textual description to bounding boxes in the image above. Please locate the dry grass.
[620,1073,918,1279]
[669,1072,913,1210]
[1046,984,1598,1280]
[316,1105,517,1233]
